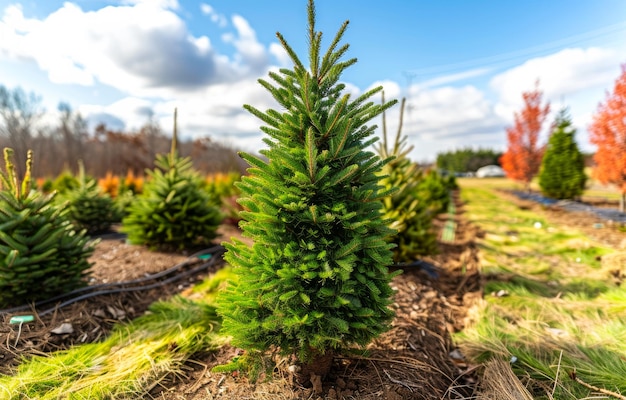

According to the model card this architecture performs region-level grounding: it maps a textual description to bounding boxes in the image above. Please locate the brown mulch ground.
[0,225,241,374]
[1,189,623,399]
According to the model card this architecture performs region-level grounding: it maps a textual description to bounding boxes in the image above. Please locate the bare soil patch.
[0,225,241,373]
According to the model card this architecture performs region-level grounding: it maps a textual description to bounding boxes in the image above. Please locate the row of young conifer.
[0,101,452,309]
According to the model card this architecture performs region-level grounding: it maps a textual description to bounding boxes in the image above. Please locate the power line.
[404,21,626,78]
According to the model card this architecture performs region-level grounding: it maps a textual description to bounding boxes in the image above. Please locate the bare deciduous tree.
[0,85,44,176]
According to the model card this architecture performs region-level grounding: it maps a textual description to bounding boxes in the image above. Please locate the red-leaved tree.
[500,83,551,190]
[589,64,626,212]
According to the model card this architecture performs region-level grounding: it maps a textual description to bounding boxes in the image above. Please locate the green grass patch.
[0,268,234,399]
[457,180,626,399]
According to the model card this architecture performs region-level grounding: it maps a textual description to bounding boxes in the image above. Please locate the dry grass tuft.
[477,359,533,400]
[601,251,626,285]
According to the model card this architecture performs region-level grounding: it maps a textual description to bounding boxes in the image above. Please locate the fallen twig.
[383,369,421,392]
[569,369,626,400]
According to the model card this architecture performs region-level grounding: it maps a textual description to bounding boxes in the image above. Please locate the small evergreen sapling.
[417,169,452,215]
[60,161,118,234]
[122,112,222,251]
[538,108,586,199]
[0,148,94,307]
[217,0,399,377]
[375,95,438,262]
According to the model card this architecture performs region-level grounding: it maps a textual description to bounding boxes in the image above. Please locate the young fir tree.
[375,95,438,262]
[0,148,94,307]
[538,108,586,199]
[217,0,399,376]
[122,110,222,251]
[60,161,118,234]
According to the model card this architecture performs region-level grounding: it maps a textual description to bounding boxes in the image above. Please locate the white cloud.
[0,2,277,97]
[3,2,622,164]
[78,77,279,153]
[79,97,155,131]
[1,4,40,34]
[490,47,622,119]
[366,80,401,101]
[488,46,624,154]
[122,0,179,9]
[200,3,227,27]
[365,84,508,161]
[404,85,502,137]
[269,42,291,67]
[222,15,269,74]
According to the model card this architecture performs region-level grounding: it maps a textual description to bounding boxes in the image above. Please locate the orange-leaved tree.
[500,83,551,191]
[589,64,626,212]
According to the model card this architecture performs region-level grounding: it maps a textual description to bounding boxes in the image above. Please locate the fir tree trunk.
[293,351,334,387]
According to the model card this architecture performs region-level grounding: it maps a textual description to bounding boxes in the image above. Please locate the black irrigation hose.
[0,245,225,316]
[37,252,224,317]
[394,259,441,279]
[90,231,128,241]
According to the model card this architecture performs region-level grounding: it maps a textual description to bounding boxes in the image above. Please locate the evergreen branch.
[278,68,298,79]
[257,79,291,111]
[369,186,398,201]
[276,32,305,73]
[381,91,389,157]
[243,104,280,129]
[271,147,308,176]
[239,152,270,173]
[319,21,350,81]
[307,0,318,77]
[323,94,349,139]
[334,144,361,164]
[325,82,346,99]
[321,59,358,90]
[347,86,385,113]
[283,112,304,134]
[334,238,361,260]
[327,316,349,333]
[360,136,381,151]
[21,150,33,198]
[305,127,317,181]
[302,73,312,113]
[287,94,311,123]
[351,124,377,142]
[308,110,324,136]
[360,155,390,178]
[343,102,386,133]
[3,148,18,198]
[393,97,407,155]
[268,71,295,92]
[321,43,350,81]
[328,164,358,186]
[314,164,331,182]
[266,109,286,126]
[331,119,353,158]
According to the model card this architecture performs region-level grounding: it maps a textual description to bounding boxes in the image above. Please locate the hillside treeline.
[0,85,245,178]
[436,147,503,173]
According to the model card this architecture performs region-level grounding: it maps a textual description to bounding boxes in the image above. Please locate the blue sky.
[1,0,625,162]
